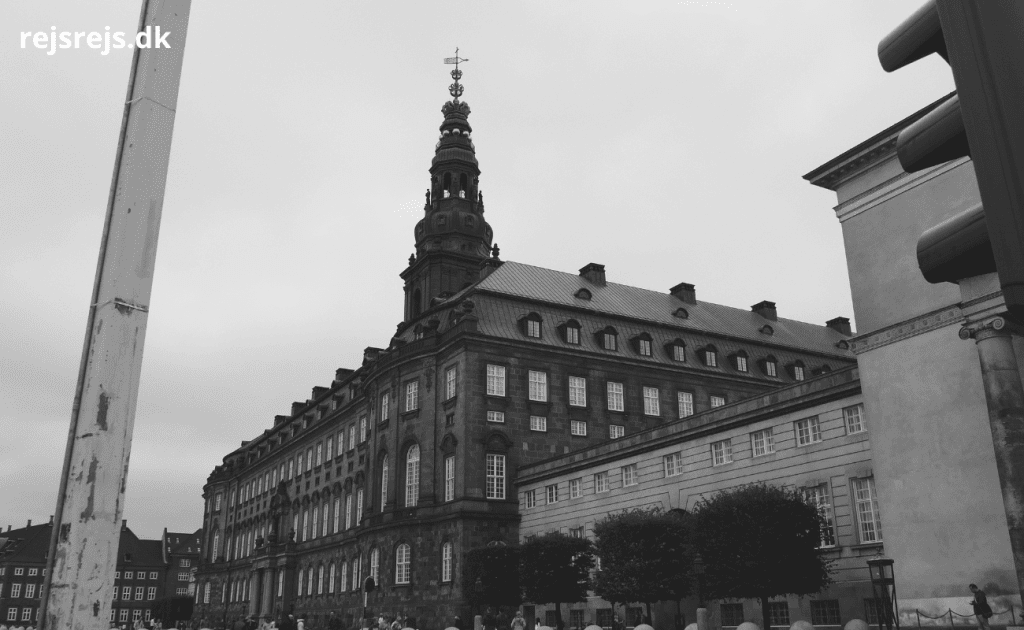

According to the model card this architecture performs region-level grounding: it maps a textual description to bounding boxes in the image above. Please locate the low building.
[517,366,875,630]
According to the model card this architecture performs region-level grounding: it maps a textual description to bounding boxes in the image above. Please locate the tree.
[693,484,834,630]
[593,508,694,621]
[464,545,522,612]
[519,533,595,629]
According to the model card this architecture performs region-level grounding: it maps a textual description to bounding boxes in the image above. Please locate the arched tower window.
[443,173,452,198]
[412,288,422,318]
[459,173,468,198]
[370,547,380,583]
[395,543,411,585]
[405,444,420,507]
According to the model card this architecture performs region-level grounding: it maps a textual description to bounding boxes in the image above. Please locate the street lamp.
[867,557,899,630]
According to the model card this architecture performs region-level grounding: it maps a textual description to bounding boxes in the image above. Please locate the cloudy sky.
[0,1,954,540]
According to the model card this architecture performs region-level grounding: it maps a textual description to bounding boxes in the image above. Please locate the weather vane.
[444,47,469,101]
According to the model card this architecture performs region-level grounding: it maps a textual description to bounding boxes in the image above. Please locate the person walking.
[483,609,497,630]
[969,584,993,630]
[511,611,527,630]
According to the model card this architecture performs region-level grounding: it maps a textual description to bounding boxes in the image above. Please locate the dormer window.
[633,333,653,357]
[789,361,806,381]
[562,319,582,345]
[597,327,618,351]
[673,307,689,319]
[575,288,592,301]
[520,313,543,339]
[665,339,686,362]
[413,325,424,341]
[732,351,749,373]
[762,355,778,377]
[701,345,719,367]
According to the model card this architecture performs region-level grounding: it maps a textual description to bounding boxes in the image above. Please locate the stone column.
[261,569,274,618]
[966,316,1024,604]
[249,571,262,617]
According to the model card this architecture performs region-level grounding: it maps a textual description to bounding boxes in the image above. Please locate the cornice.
[847,303,963,355]
[833,157,969,224]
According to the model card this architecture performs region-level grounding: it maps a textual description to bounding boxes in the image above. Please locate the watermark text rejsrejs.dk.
[21,26,170,55]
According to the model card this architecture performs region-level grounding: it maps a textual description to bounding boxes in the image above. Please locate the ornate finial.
[444,47,469,101]
[409,253,416,266]
[491,243,500,258]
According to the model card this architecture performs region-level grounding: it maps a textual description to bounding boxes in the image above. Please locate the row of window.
[486,365,727,415]
[113,586,157,601]
[0,568,40,577]
[218,416,371,513]
[112,571,160,581]
[5,607,35,622]
[710,406,864,466]
[517,314,817,380]
[108,608,151,623]
[201,541,455,605]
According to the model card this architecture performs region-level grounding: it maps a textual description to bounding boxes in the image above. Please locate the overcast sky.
[0,1,955,540]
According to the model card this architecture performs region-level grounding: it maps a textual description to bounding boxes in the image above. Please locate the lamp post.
[867,557,899,630]
[693,554,707,630]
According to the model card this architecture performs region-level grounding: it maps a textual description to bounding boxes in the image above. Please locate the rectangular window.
[486,364,506,397]
[528,370,548,402]
[135,587,144,600]
[486,454,506,500]
[569,527,584,540]
[678,391,694,417]
[178,572,189,581]
[844,404,865,434]
[569,478,582,499]
[22,609,31,622]
[530,416,547,432]
[622,464,638,486]
[594,471,609,493]
[445,455,455,502]
[768,603,790,628]
[125,571,133,580]
[348,425,356,450]
[570,610,586,630]
[524,489,537,509]
[28,569,38,577]
[405,381,419,411]
[566,326,580,345]
[133,610,143,622]
[643,387,660,416]
[751,428,775,456]
[487,410,505,423]
[853,477,883,542]
[607,382,624,412]
[325,436,333,461]
[809,601,841,626]
[664,452,683,477]
[794,365,806,381]
[603,333,617,351]
[804,484,837,548]
[527,319,541,338]
[442,543,453,582]
[795,416,822,446]
[215,493,222,511]
[147,587,156,600]
[337,433,344,456]
[360,415,367,442]
[705,350,718,367]
[710,395,726,408]
[721,604,744,627]
[316,443,323,466]
[120,609,130,623]
[711,439,733,465]
[568,376,587,407]
[356,489,364,524]
[345,494,353,530]
[864,600,880,625]
[570,420,587,436]
[380,392,390,423]
[609,424,625,439]
[638,339,652,356]
[24,584,35,599]
[736,356,748,372]
[766,361,778,377]
[673,344,686,362]
[306,448,313,472]
[8,609,17,622]
[14,568,23,576]
[11,584,21,598]
[546,484,558,504]
[445,366,458,400]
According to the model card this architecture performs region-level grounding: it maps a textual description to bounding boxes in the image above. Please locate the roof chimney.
[479,257,502,280]
[290,402,305,416]
[27,519,31,528]
[312,386,329,400]
[274,414,290,427]
[122,519,127,530]
[49,515,53,525]
[579,263,606,286]
[826,316,853,336]
[6,525,10,532]
[751,300,777,321]
[670,282,696,304]
[335,368,354,381]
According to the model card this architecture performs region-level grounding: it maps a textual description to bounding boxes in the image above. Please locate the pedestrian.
[483,609,497,630]
[511,611,526,630]
[453,616,464,630]
[969,584,993,630]
[297,618,305,630]
[391,616,403,630]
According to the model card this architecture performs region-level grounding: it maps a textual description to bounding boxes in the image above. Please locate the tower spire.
[399,50,495,322]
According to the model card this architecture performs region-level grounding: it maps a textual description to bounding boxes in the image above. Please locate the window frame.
[622,463,638,487]
[664,452,683,477]
[444,454,456,502]
[445,365,458,400]
[642,386,660,416]
[607,381,624,412]
[404,380,419,412]
[594,471,610,493]
[711,439,733,466]
[570,420,587,436]
[678,391,694,418]
[486,364,507,397]
[795,416,822,446]
[751,428,775,457]
[528,370,548,402]
[568,376,587,407]
[844,404,866,434]
[609,424,625,439]
[529,416,548,432]
[486,453,506,500]
[569,478,582,499]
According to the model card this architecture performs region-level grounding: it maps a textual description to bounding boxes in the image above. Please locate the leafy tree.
[464,545,522,612]
[519,533,595,629]
[693,484,834,630]
[593,508,695,621]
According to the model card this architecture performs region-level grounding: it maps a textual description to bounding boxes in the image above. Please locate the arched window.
[731,350,749,372]
[701,345,719,367]
[353,553,362,588]
[380,455,389,512]
[302,509,309,541]
[370,548,380,583]
[277,572,284,597]
[356,488,364,525]
[340,560,349,592]
[203,582,210,604]
[322,501,329,536]
[441,542,453,583]
[405,445,420,507]
[761,355,779,377]
[311,506,318,539]
[329,562,336,593]
[297,569,304,597]
[459,173,468,197]
[519,312,542,339]
[443,173,452,197]
[225,578,232,602]
[345,493,353,529]
[307,565,314,595]
[395,543,411,585]
[412,289,423,318]
[333,497,341,533]
[597,326,618,351]
[317,565,324,595]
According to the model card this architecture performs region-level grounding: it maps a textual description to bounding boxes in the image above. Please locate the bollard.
[475,616,483,630]
[696,608,708,630]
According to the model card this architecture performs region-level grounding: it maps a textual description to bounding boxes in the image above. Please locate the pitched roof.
[473,261,851,357]
[0,524,52,563]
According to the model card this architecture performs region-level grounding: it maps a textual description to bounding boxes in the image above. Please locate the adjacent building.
[193,67,856,630]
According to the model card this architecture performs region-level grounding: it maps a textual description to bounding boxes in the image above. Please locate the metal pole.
[37,1,192,629]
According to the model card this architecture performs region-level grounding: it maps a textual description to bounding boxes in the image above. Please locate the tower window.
[443,172,451,195]
[460,173,468,197]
